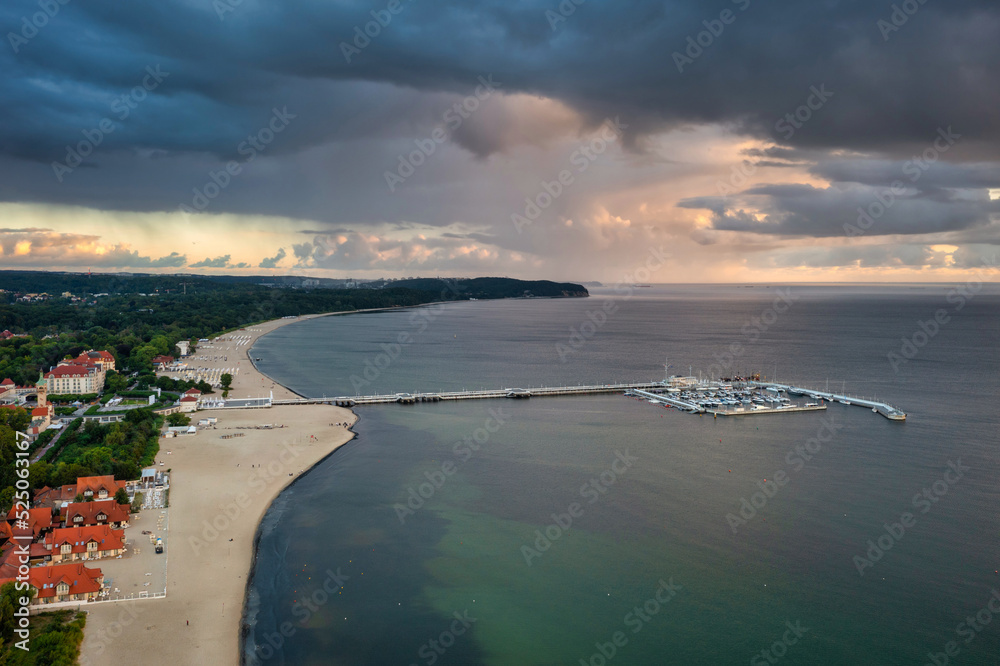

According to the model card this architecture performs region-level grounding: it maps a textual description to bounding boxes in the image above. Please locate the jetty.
[266,377,905,422]
[272,382,663,407]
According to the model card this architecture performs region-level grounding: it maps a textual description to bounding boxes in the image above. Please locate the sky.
[2,0,999,283]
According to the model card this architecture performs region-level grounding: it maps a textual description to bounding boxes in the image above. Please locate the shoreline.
[243,301,467,399]
[78,314,360,666]
[237,407,369,665]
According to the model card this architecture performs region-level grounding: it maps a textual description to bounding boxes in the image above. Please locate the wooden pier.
[272,382,663,407]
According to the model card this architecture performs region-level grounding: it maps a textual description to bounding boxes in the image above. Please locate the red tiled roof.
[33,485,78,507]
[183,388,202,396]
[63,500,130,527]
[19,562,104,600]
[73,350,115,364]
[46,525,125,555]
[0,378,14,386]
[0,544,22,580]
[31,406,49,417]
[45,365,97,378]
[76,476,126,497]
[5,507,54,538]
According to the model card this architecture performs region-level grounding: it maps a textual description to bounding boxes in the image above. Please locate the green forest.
[0,587,85,666]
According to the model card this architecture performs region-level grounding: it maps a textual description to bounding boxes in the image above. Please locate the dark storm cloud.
[4,0,1000,162]
[3,0,1000,249]
[681,150,1000,238]
[679,181,1000,238]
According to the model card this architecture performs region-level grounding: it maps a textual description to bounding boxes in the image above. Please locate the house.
[34,475,127,508]
[28,404,54,436]
[76,475,127,501]
[0,544,25,584]
[62,499,131,529]
[23,563,105,604]
[0,378,38,404]
[178,387,201,413]
[33,484,80,509]
[5,507,55,539]
[43,524,125,562]
[152,355,175,369]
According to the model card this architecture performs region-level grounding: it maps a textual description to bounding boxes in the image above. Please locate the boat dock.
[758,382,906,421]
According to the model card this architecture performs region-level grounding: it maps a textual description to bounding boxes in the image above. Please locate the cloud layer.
[2,0,999,279]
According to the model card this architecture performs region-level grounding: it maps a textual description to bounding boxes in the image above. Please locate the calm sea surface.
[243,285,1000,665]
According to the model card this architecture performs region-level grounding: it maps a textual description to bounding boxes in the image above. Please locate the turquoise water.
[244,286,1000,665]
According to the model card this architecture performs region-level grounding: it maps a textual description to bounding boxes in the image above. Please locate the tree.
[166,412,190,427]
[114,487,129,505]
[74,493,84,503]
[104,369,128,393]
[0,582,33,644]
[155,375,176,391]
[131,491,143,513]
[220,373,233,390]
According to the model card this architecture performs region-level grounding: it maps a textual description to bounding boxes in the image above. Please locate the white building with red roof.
[38,349,116,395]
[178,387,202,412]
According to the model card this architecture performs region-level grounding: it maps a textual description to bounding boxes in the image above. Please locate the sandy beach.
[78,315,356,665]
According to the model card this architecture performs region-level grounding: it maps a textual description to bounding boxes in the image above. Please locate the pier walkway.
[630,389,704,413]
[273,382,663,407]
[268,380,905,422]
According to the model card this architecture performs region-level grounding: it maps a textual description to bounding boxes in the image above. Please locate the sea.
[242,284,1000,665]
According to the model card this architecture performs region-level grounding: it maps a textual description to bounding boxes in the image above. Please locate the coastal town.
[0,313,357,664]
